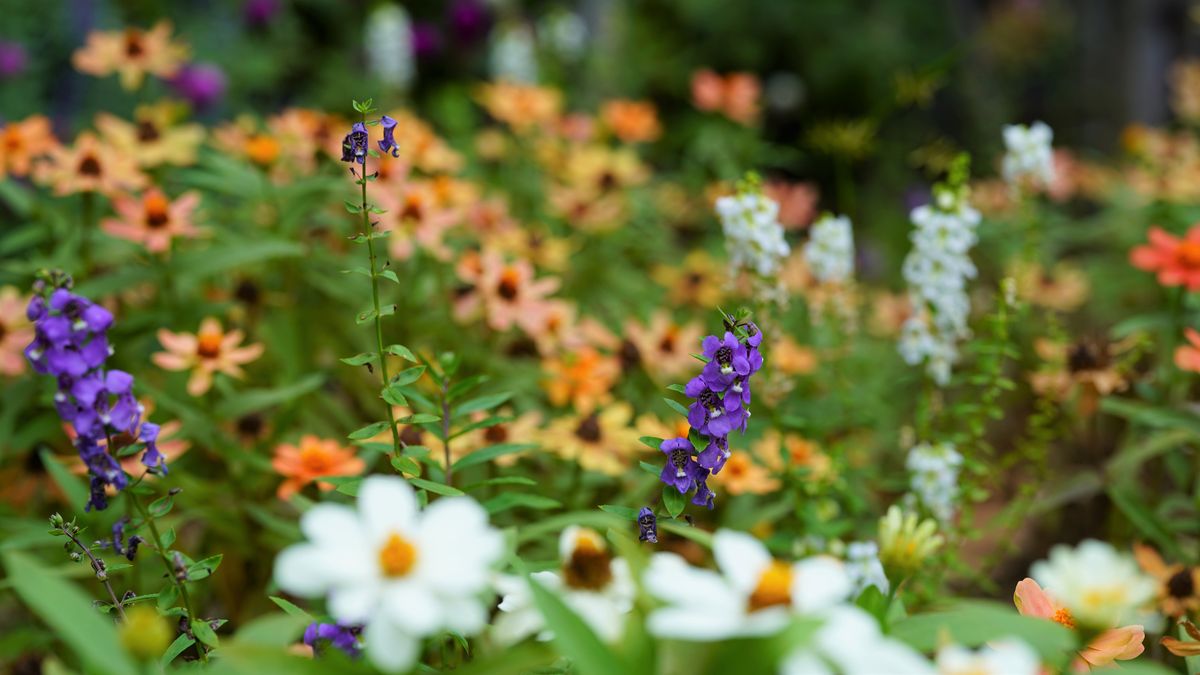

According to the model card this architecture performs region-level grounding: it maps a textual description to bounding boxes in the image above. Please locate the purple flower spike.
[660,437,702,494]
[378,115,400,157]
[637,507,658,543]
[698,436,731,474]
[340,122,369,165]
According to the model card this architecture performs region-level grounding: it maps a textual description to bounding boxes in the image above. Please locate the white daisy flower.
[1030,539,1157,630]
[936,639,1040,675]
[645,529,851,641]
[273,476,503,672]
[781,605,934,675]
[492,526,635,645]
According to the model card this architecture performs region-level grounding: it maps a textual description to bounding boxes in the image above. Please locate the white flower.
[935,639,1040,675]
[273,476,503,672]
[490,23,538,83]
[716,191,791,279]
[492,526,635,645]
[844,541,889,596]
[645,529,851,641]
[803,214,856,284]
[781,606,934,675]
[1002,121,1055,188]
[364,4,414,90]
[905,442,963,522]
[1030,539,1157,629]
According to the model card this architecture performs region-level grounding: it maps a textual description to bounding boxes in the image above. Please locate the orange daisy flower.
[1130,224,1200,291]
[101,188,202,254]
[272,435,365,500]
[454,250,560,334]
[0,115,58,179]
[542,346,620,414]
[213,116,284,170]
[475,81,563,133]
[451,409,544,468]
[542,404,640,476]
[600,100,661,144]
[35,132,146,196]
[380,180,461,262]
[0,286,34,376]
[652,251,725,307]
[94,104,205,168]
[72,21,188,90]
[152,317,264,396]
[711,452,780,496]
[764,180,819,229]
[626,311,705,381]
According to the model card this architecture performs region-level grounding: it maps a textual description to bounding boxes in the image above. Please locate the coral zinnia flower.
[0,286,34,376]
[475,81,563,133]
[1175,328,1200,373]
[1013,578,1144,670]
[626,311,705,382]
[0,115,58,179]
[691,69,760,125]
[1130,225,1200,290]
[764,180,819,230]
[72,21,188,90]
[152,317,264,396]
[35,132,146,197]
[1010,260,1090,312]
[102,188,202,254]
[94,104,205,168]
[543,404,640,475]
[753,430,831,480]
[542,346,620,414]
[1133,543,1200,617]
[455,250,560,334]
[452,409,544,468]
[711,452,779,495]
[381,180,461,262]
[271,435,365,499]
[600,100,661,144]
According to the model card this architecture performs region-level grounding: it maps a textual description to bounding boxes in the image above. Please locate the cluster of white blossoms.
[906,441,964,522]
[1002,121,1055,189]
[898,184,981,385]
[844,540,889,595]
[803,214,856,284]
[1031,540,1157,630]
[715,188,791,279]
[364,4,414,90]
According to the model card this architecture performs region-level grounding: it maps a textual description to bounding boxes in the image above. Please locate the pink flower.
[102,188,201,253]
[1176,328,1200,373]
[152,317,263,396]
[454,249,559,334]
[1130,224,1200,291]
[1014,578,1144,670]
[0,286,34,376]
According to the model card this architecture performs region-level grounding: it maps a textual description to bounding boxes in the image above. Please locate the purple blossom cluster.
[659,318,764,509]
[304,622,362,659]
[24,284,165,511]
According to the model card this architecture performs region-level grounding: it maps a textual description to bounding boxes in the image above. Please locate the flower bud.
[119,606,172,661]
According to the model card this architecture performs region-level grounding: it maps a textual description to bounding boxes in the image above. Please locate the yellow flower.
[711,452,780,495]
[94,102,205,168]
[72,22,188,90]
[878,506,943,579]
[543,404,640,476]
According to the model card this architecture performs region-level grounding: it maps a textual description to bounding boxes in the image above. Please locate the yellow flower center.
[747,560,793,612]
[1051,607,1075,629]
[378,532,417,578]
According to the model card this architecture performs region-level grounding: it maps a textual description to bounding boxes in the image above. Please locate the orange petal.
[1013,578,1055,619]
[1080,625,1145,667]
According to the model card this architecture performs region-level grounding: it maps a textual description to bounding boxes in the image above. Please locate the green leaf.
[447,374,490,401]
[157,583,179,612]
[160,634,195,668]
[269,596,315,622]
[186,554,223,581]
[526,573,630,675]
[456,392,513,415]
[638,436,663,451]
[890,600,1074,660]
[1108,486,1186,560]
[381,383,408,407]
[484,493,562,515]
[1100,398,1200,436]
[348,421,390,440]
[385,344,418,362]
[396,413,441,425]
[463,476,537,491]
[148,493,175,519]
[452,443,537,471]
[408,478,465,496]
[390,455,421,476]
[390,366,426,387]
[2,551,138,675]
[175,239,306,283]
[38,449,88,513]
[663,397,689,417]
[598,505,639,520]
[662,487,686,518]
[340,353,377,366]
[234,612,310,647]
[191,619,220,648]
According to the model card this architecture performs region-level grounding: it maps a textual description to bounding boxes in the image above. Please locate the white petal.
[364,616,420,674]
[644,553,735,606]
[792,556,851,613]
[491,604,544,646]
[647,606,745,641]
[440,594,489,635]
[713,529,771,594]
[568,592,626,643]
[381,581,443,636]
[781,651,835,675]
[415,497,502,594]
[274,542,371,597]
[328,582,382,624]
[300,504,365,547]
[359,476,418,540]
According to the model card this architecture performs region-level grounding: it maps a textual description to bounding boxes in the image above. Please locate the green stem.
[359,128,402,459]
[129,493,206,662]
[60,526,126,621]
[441,376,453,486]
[80,191,96,273]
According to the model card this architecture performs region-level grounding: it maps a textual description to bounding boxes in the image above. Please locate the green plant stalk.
[80,191,95,273]
[440,375,453,486]
[59,526,126,621]
[359,134,402,459]
[129,493,206,662]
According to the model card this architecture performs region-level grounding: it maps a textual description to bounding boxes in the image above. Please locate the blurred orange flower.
[753,430,831,480]
[769,336,818,377]
[380,180,461,261]
[36,132,146,196]
[1010,260,1090,312]
[0,286,34,376]
[153,317,264,396]
[711,452,780,495]
[72,22,188,90]
[272,435,365,500]
[1130,224,1200,291]
[476,81,563,133]
[626,311,704,381]
[453,409,544,468]
[691,69,760,125]
[1176,329,1200,373]
[95,104,205,168]
[102,188,202,254]
[600,100,661,144]
[542,346,620,414]
[543,404,640,475]
[0,115,58,179]
[454,250,560,334]
[764,180,819,229]
[653,251,725,307]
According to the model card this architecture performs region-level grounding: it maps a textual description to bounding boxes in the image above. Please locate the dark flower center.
[619,339,640,370]
[715,345,733,366]
[136,120,161,142]
[144,194,170,229]
[685,272,703,287]
[699,390,721,413]
[1067,342,1105,373]
[123,30,145,57]
[197,334,222,359]
[1169,569,1195,598]
[0,322,7,342]
[237,413,264,438]
[484,424,508,443]
[453,283,476,300]
[497,271,520,301]
[658,333,676,354]
[78,155,102,177]
[575,415,602,442]
[400,195,423,221]
[400,425,424,446]
[598,171,617,191]
[235,280,261,306]
[669,447,689,469]
[562,543,613,591]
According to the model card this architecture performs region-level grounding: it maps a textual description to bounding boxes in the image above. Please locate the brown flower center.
[400,425,424,446]
[197,331,223,359]
[1067,341,1105,373]
[1169,569,1196,599]
[747,561,793,612]
[123,30,145,58]
[562,534,613,590]
[484,424,508,443]
[78,154,102,177]
[136,119,161,142]
[575,414,602,443]
[144,193,170,229]
[378,532,417,578]
[497,269,520,301]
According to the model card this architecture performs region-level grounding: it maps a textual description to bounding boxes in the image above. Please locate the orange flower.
[753,430,831,480]
[454,250,560,334]
[1176,329,1200,372]
[72,21,188,90]
[542,404,640,475]
[1014,578,1144,670]
[0,115,58,179]
[691,69,760,125]
[600,100,661,144]
[102,188,202,253]
[653,251,725,307]
[1010,260,1090,312]
[626,311,704,381]
[1130,224,1200,291]
[542,346,620,414]
[272,435,365,499]
[35,132,146,196]
[381,180,461,261]
[1030,337,1131,416]
[764,180,819,229]
[770,336,818,377]
[712,452,780,495]
[94,104,205,168]
[1133,543,1200,617]
[0,286,34,376]
[152,317,264,396]
[475,81,563,133]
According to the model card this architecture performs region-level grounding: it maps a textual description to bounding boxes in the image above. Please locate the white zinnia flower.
[492,526,635,645]
[781,605,933,675]
[1002,121,1055,188]
[645,529,851,641]
[935,639,1040,675]
[273,476,503,672]
[1030,539,1157,630]
[803,214,856,284]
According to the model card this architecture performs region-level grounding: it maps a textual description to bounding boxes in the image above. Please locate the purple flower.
[110,518,144,561]
[700,332,750,391]
[449,0,490,43]
[637,507,658,544]
[170,63,227,109]
[378,115,399,157]
[692,480,715,509]
[659,437,704,494]
[0,41,27,78]
[411,22,443,58]
[340,122,369,165]
[698,436,730,474]
[244,0,282,27]
[304,622,362,658]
